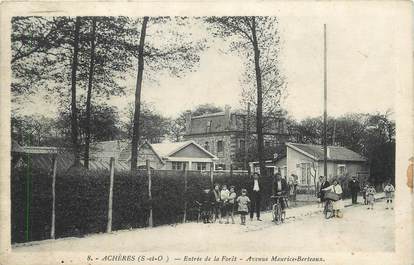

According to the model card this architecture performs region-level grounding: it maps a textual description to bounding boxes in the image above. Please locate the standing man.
[273,173,289,212]
[349,176,360,204]
[288,174,298,205]
[249,172,262,221]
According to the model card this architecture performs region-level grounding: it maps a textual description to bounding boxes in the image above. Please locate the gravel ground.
[13,198,394,253]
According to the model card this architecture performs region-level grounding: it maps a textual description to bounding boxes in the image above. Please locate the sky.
[16,12,398,121]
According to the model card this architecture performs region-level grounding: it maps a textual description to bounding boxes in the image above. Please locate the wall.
[274,157,287,178]
[184,133,234,169]
[137,145,164,169]
[287,146,318,186]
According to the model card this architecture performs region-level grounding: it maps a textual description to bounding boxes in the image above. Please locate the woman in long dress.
[322,178,344,218]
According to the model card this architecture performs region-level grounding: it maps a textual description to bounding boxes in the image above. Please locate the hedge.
[11,165,277,244]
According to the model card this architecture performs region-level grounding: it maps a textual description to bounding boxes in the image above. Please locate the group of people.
[199,172,289,225]
[318,175,395,217]
[200,172,396,224]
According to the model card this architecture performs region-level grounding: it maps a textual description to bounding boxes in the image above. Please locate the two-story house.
[183,105,289,170]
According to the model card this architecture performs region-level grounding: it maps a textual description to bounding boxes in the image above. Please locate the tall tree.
[129,17,205,172]
[206,17,284,176]
[130,16,149,173]
[84,17,97,169]
[70,17,81,167]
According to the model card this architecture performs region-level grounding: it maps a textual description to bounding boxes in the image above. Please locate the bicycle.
[322,190,340,219]
[271,195,287,224]
[323,199,334,219]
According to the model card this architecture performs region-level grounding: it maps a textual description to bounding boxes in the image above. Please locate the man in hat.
[249,172,263,221]
[318,175,330,204]
[349,176,360,204]
[272,172,289,212]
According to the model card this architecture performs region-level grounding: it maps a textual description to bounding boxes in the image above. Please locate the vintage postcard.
[0,1,413,265]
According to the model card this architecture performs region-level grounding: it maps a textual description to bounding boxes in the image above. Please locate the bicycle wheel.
[275,205,282,224]
[324,202,334,219]
[272,204,277,222]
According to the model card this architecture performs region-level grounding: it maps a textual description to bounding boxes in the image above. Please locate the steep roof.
[187,111,286,135]
[287,143,366,162]
[150,140,217,159]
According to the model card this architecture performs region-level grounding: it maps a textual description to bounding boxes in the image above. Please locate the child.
[362,183,369,205]
[220,184,230,224]
[366,184,376,210]
[383,181,395,210]
[236,188,250,225]
[227,186,237,224]
[212,183,221,223]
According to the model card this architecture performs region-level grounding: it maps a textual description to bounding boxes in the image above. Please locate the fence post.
[107,157,115,233]
[210,162,214,188]
[50,155,57,239]
[182,163,188,223]
[146,160,153,227]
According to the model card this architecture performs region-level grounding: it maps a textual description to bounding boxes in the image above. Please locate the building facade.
[91,140,218,171]
[183,105,289,170]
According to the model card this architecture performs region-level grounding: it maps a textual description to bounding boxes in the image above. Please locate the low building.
[133,140,219,170]
[250,142,369,189]
[12,143,130,172]
[92,140,218,171]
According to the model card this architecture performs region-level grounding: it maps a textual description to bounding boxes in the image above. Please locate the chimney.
[185,111,192,135]
[224,105,231,130]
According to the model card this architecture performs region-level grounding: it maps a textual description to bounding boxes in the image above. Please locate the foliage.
[191,104,223,116]
[57,103,123,145]
[11,163,277,243]
[11,114,61,146]
[123,102,170,143]
[205,16,285,176]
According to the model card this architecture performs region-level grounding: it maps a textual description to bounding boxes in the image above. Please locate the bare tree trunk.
[251,17,265,176]
[71,17,81,167]
[131,17,149,173]
[84,17,97,169]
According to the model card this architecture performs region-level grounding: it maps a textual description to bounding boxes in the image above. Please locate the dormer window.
[206,120,212,133]
[204,141,209,151]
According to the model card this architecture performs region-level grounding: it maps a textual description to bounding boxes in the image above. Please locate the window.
[281,166,287,179]
[265,141,271,147]
[215,164,226,170]
[196,162,207,171]
[299,163,313,185]
[172,162,183,170]
[239,139,245,150]
[204,141,209,151]
[217,140,224,153]
[337,164,346,176]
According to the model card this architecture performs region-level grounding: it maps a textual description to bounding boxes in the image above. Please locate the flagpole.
[323,24,328,179]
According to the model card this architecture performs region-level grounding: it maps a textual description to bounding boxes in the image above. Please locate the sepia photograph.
[0,1,413,265]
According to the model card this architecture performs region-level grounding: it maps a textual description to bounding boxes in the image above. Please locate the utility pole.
[323,24,328,179]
